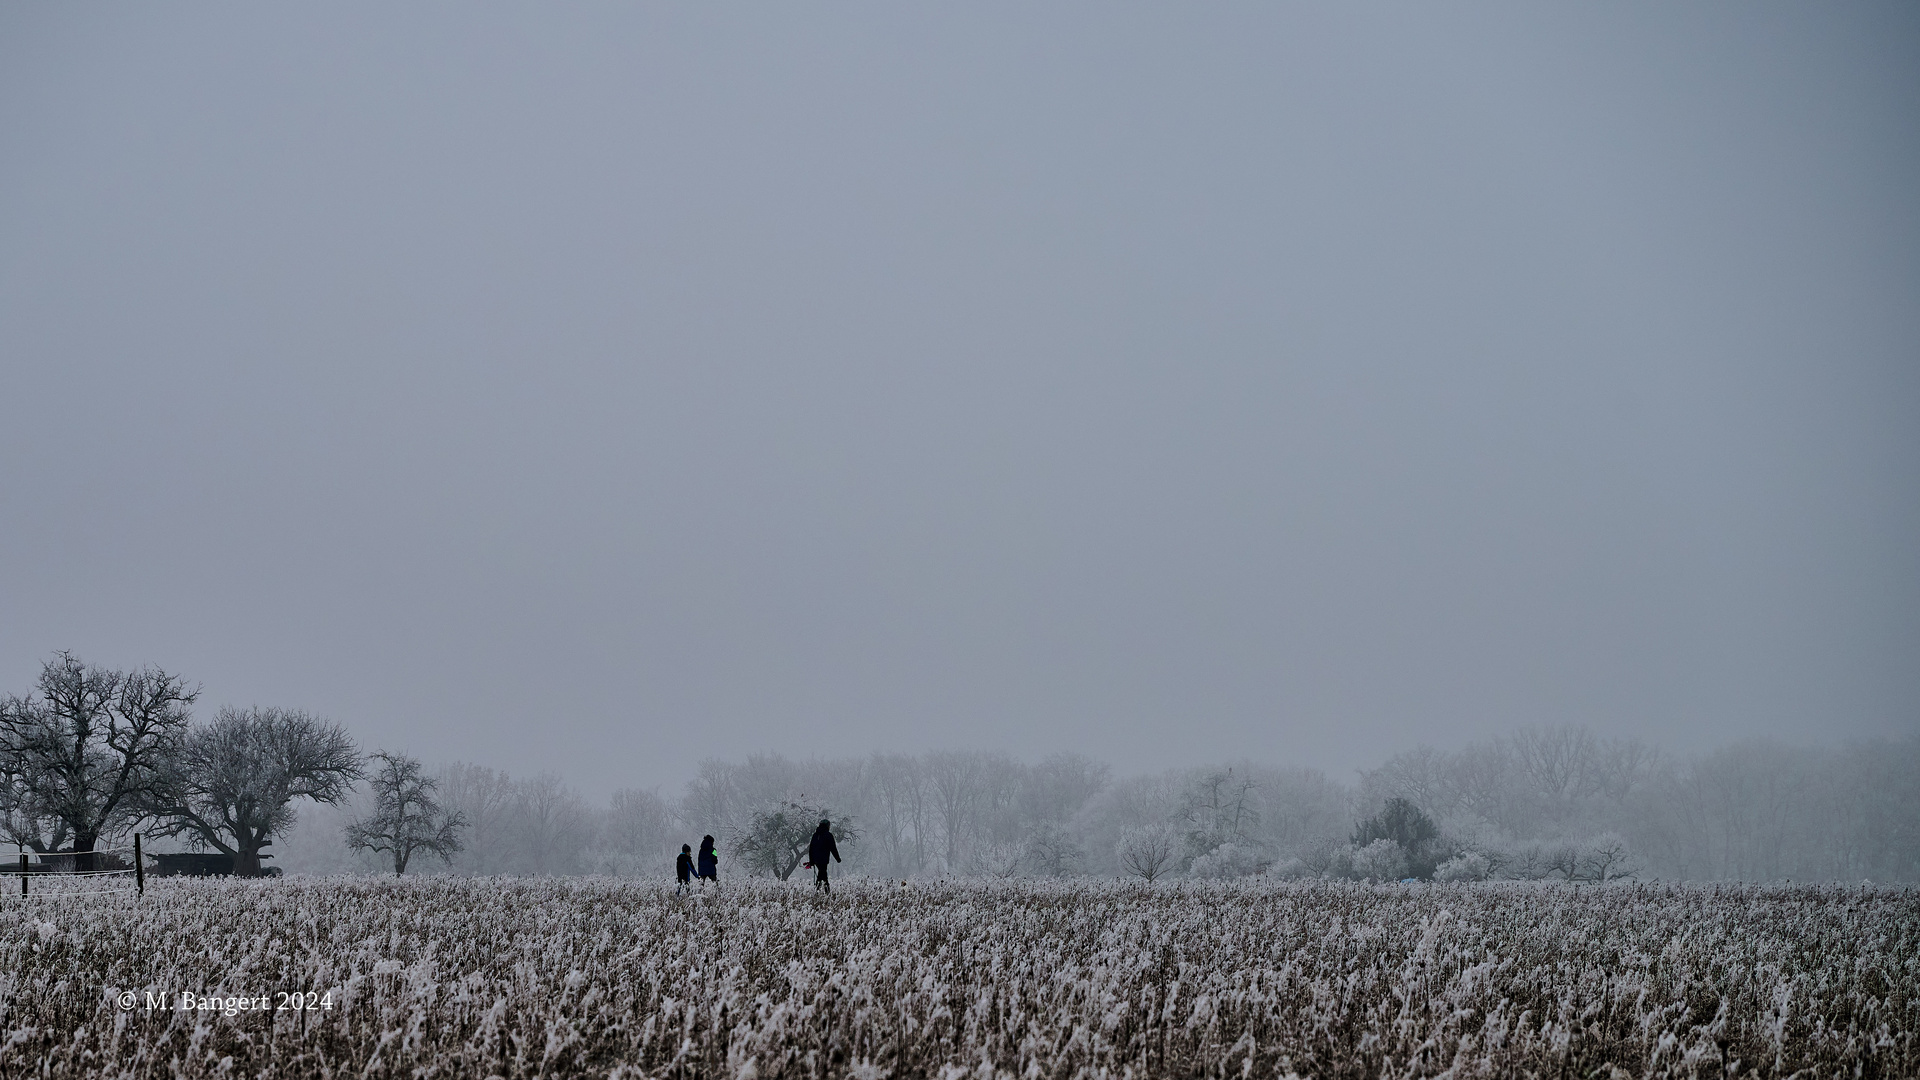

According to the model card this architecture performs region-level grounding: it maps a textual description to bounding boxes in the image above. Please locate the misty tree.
[1502,840,1562,881]
[732,800,854,880]
[0,653,198,871]
[436,762,520,874]
[925,751,988,872]
[1352,796,1439,848]
[971,841,1024,878]
[1576,831,1636,881]
[148,706,361,876]
[1352,796,1447,879]
[346,752,465,875]
[1019,752,1111,826]
[681,759,739,842]
[513,772,594,875]
[599,786,675,875]
[1360,727,1662,854]
[1509,725,1605,808]
[1116,822,1179,882]
[1023,820,1083,877]
[862,752,930,877]
[1360,746,1453,817]
[1180,767,1260,859]
[1441,741,1522,829]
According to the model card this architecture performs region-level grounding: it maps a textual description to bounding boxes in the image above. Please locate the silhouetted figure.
[675,844,694,894]
[697,835,718,885]
[808,820,841,893]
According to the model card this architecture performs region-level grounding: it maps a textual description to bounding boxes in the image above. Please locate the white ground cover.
[1,876,1913,1078]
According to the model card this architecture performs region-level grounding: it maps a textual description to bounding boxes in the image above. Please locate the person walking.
[697,835,719,885]
[675,843,695,894]
[808,819,841,894]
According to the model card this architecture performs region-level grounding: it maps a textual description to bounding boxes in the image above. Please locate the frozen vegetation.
[3,875,1914,1078]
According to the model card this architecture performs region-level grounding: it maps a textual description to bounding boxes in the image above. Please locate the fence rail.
[2,868,136,877]
[11,835,147,895]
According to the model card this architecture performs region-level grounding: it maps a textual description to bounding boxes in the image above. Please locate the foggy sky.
[2,4,1915,798]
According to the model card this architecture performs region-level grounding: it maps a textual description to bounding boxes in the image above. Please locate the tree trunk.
[234,846,263,877]
[75,831,98,873]
[232,827,266,876]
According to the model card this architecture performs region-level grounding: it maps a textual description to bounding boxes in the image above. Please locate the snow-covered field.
[3,877,1913,1078]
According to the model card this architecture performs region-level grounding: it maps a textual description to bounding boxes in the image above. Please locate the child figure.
[675,844,695,894]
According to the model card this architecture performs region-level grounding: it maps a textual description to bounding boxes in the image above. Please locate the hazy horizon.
[4,4,1916,800]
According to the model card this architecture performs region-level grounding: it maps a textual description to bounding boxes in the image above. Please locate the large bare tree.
[0,652,198,871]
[346,752,465,875]
[148,706,361,876]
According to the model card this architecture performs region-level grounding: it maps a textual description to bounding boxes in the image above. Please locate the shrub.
[1349,837,1410,881]
[1435,851,1492,882]
[1188,842,1270,879]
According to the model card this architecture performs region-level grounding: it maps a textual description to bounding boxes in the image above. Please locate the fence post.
[18,851,25,898]
[134,834,145,895]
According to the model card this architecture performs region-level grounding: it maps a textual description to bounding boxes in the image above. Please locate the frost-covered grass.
[2,876,1914,1078]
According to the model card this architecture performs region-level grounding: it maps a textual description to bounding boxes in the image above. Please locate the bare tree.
[345,752,465,875]
[599,786,676,875]
[514,772,594,875]
[924,751,985,871]
[0,771,71,855]
[1021,752,1111,826]
[1117,822,1178,882]
[1503,840,1561,881]
[1508,725,1603,813]
[0,653,198,871]
[1445,742,1522,833]
[436,762,519,874]
[970,841,1024,878]
[1361,746,1452,817]
[148,706,360,875]
[680,759,739,840]
[1576,832,1637,881]
[1024,820,1083,877]
[864,752,928,877]
[1593,739,1659,805]
[1180,768,1259,856]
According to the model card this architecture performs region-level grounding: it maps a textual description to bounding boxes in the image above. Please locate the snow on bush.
[1434,850,1493,882]
[1186,842,1269,879]
[1349,837,1409,881]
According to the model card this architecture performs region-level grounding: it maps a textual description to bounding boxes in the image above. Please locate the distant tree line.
[1351,727,1920,883]
[280,732,1920,885]
[11,653,1917,882]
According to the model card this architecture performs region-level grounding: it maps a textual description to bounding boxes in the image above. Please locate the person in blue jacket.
[675,844,694,894]
[697,835,718,885]
[808,820,841,894]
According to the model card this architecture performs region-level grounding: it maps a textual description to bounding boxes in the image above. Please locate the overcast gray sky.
[2,3,1915,797]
